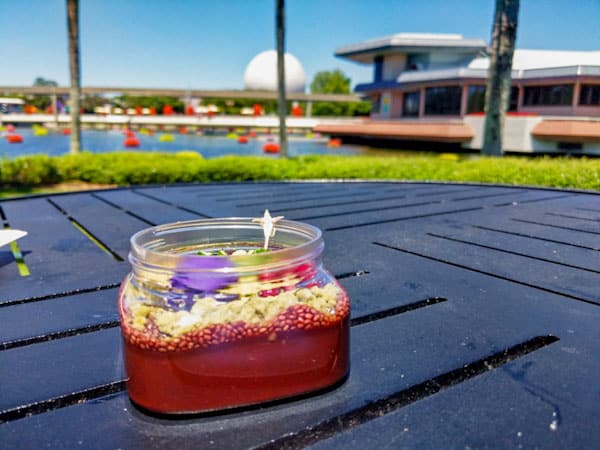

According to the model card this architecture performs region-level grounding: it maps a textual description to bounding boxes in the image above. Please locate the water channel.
[0,128,394,159]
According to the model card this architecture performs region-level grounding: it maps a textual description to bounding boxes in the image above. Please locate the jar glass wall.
[118,218,350,414]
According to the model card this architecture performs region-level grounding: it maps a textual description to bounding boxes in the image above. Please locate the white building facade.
[325,33,600,154]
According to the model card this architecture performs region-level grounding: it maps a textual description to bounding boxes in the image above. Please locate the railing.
[0,113,362,129]
[0,87,361,103]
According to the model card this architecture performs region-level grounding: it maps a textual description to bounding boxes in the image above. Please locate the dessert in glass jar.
[118,216,350,414]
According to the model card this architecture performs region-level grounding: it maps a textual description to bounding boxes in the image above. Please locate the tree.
[81,95,107,113]
[482,0,520,156]
[310,70,371,117]
[201,97,279,115]
[310,70,351,94]
[113,95,185,113]
[33,77,58,87]
[66,0,81,154]
[27,78,59,111]
[25,95,52,111]
[276,0,287,157]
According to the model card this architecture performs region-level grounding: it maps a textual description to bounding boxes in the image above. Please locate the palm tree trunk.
[276,0,288,157]
[67,0,81,154]
[482,0,519,156]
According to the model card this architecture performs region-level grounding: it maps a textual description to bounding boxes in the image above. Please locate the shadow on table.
[0,250,30,270]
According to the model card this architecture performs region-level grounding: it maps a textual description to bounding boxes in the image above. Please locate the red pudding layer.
[121,293,350,414]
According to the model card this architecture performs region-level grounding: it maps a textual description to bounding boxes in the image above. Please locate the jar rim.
[129,217,323,273]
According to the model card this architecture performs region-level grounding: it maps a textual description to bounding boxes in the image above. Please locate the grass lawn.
[1,152,599,198]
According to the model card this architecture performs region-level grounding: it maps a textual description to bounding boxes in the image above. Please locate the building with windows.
[315,33,600,154]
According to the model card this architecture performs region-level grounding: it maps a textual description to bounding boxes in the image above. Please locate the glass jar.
[118,218,350,414]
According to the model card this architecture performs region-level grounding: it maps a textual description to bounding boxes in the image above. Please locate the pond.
[0,128,393,159]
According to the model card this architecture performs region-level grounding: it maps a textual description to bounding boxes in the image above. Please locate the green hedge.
[1,151,600,191]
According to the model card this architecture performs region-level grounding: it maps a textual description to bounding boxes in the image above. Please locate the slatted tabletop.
[1,181,599,449]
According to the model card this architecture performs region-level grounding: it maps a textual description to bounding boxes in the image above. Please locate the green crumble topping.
[126,283,340,337]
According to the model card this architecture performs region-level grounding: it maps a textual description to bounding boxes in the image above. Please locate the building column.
[306,101,312,117]
[572,82,581,114]
[52,92,58,124]
[516,84,524,112]
[418,87,426,118]
[398,92,404,117]
[460,84,469,117]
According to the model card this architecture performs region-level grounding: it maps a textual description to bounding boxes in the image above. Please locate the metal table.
[1,181,599,449]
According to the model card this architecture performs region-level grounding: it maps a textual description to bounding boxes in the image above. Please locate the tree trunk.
[276,0,288,157]
[482,0,519,156]
[67,0,81,154]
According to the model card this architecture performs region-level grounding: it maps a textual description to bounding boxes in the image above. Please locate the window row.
[466,86,519,113]
[523,85,573,106]
[580,84,600,105]
[395,83,600,116]
[400,87,463,117]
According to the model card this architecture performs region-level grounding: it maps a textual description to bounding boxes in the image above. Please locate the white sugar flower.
[252,210,283,250]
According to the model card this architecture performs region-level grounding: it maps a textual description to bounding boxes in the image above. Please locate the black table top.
[1,181,599,449]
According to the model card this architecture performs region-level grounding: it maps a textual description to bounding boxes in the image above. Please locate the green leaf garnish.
[196,247,271,256]
[251,248,271,254]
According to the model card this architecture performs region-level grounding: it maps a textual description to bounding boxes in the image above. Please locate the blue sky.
[1,0,599,90]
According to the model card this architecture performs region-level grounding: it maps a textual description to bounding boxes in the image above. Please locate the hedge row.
[1,151,600,191]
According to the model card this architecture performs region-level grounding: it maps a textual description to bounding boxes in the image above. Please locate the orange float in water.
[124,137,140,148]
[7,134,23,143]
[62,128,71,135]
[248,131,257,138]
[263,142,280,153]
[179,127,188,134]
[291,104,303,117]
[328,138,342,148]
[237,136,249,144]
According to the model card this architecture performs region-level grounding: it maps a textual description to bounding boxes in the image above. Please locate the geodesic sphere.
[244,50,306,93]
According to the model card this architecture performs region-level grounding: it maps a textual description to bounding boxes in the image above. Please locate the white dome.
[244,50,306,93]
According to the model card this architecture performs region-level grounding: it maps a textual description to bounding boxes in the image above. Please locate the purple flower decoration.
[168,256,237,310]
